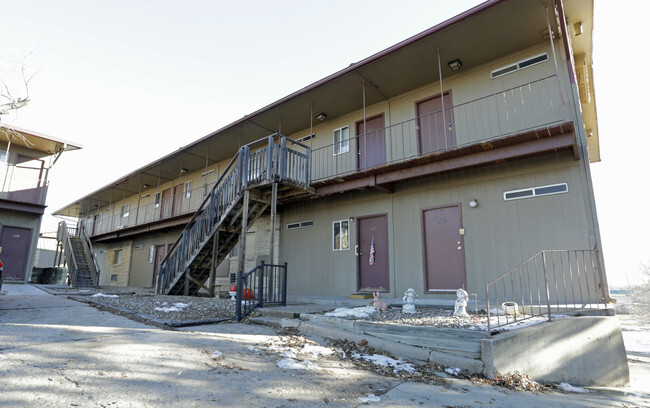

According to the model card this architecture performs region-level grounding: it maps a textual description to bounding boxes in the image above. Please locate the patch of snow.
[445,367,461,376]
[302,344,335,357]
[247,346,261,353]
[92,293,119,298]
[352,353,415,373]
[358,394,381,403]
[325,306,377,318]
[154,302,191,313]
[210,350,223,358]
[622,329,650,355]
[558,382,589,393]
[277,358,321,371]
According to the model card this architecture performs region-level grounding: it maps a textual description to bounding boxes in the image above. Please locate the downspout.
[437,48,446,141]
[362,81,367,170]
[555,0,611,302]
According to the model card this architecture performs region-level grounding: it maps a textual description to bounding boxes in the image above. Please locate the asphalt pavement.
[1,284,648,407]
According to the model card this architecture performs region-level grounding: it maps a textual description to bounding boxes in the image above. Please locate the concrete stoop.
[250,313,485,374]
[252,310,630,387]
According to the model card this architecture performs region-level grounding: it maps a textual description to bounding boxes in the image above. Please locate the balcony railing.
[0,162,48,206]
[311,75,566,182]
[84,135,310,238]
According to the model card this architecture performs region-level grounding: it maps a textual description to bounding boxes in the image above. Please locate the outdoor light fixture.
[143,184,150,188]
[180,168,188,173]
[315,112,327,121]
[448,59,462,71]
[469,199,478,208]
[573,22,583,36]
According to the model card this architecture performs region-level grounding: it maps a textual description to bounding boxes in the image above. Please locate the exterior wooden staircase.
[57,220,100,288]
[157,135,311,296]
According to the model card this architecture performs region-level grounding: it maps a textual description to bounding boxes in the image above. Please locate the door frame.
[414,91,455,155]
[356,212,390,293]
[355,113,386,171]
[420,203,467,293]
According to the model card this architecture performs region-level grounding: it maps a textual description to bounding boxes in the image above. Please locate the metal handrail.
[485,247,606,336]
[78,220,100,286]
[57,221,79,287]
[156,134,309,294]
[310,75,565,182]
[236,261,287,321]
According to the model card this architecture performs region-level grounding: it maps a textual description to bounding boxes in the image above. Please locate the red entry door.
[417,93,456,154]
[357,214,389,292]
[356,115,386,170]
[0,226,32,280]
[422,205,466,291]
[160,188,172,218]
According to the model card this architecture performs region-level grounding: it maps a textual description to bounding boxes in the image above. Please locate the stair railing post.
[266,136,274,182]
[236,270,243,322]
[282,262,288,306]
[241,146,249,190]
[305,147,311,189]
[278,136,287,182]
[258,261,265,309]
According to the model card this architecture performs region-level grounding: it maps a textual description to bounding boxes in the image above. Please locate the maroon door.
[160,188,172,218]
[357,214,389,292]
[172,185,182,216]
[417,93,456,154]
[152,244,166,286]
[356,114,386,170]
[422,205,466,291]
[0,226,32,280]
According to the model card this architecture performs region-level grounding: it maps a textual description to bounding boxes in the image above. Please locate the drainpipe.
[555,0,611,302]
[437,48,446,143]
[546,5,567,120]
[362,80,367,170]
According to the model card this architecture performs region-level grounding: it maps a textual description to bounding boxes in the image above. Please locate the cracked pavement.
[1,284,647,407]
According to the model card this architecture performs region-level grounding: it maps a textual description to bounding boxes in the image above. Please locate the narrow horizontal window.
[291,134,315,145]
[491,53,549,79]
[504,183,568,201]
[286,220,314,230]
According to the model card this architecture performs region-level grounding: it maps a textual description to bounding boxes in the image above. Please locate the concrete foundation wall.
[481,316,629,386]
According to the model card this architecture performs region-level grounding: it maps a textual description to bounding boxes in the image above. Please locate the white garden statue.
[402,288,418,314]
[453,288,469,317]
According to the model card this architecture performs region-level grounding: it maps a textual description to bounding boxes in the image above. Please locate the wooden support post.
[208,231,219,297]
[269,183,277,265]
[184,269,190,296]
[237,190,250,285]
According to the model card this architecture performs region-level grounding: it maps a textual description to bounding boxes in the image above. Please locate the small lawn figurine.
[371,292,388,312]
[402,288,418,314]
[453,288,469,317]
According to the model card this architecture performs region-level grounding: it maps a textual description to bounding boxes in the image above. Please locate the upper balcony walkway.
[0,161,49,213]
[85,75,578,239]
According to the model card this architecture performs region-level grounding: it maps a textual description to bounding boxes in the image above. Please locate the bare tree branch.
[0,51,37,119]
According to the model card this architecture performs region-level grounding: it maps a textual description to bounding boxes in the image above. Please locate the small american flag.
[369,236,376,265]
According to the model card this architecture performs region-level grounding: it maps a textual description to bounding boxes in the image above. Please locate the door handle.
[355,245,363,256]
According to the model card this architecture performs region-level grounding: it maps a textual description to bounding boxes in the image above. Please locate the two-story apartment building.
[55,0,608,303]
[1,123,81,283]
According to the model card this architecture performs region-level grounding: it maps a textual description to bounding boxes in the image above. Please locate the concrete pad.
[482,316,629,386]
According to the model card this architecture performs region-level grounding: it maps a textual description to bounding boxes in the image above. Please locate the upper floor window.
[121,203,130,218]
[184,181,192,199]
[0,150,6,163]
[491,53,549,79]
[333,126,349,155]
[154,192,161,208]
[113,249,123,265]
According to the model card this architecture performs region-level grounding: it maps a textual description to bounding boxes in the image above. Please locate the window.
[491,53,549,79]
[147,245,155,263]
[291,134,315,145]
[333,220,349,251]
[333,126,349,155]
[113,249,123,265]
[504,183,569,201]
[121,203,130,218]
[0,150,6,163]
[286,220,314,230]
[184,181,192,199]
[154,192,161,208]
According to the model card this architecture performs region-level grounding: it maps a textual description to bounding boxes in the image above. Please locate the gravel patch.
[330,305,488,330]
[75,293,241,325]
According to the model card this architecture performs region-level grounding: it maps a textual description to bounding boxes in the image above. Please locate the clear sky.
[1,0,647,287]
